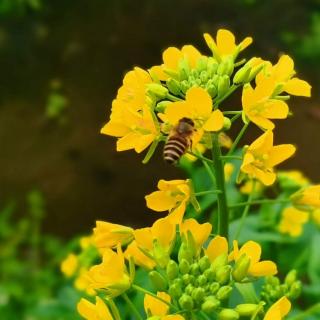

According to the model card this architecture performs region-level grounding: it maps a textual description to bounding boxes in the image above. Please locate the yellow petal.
[260,100,289,119]
[284,78,311,97]
[248,130,273,154]
[134,134,155,153]
[274,55,295,81]
[145,191,177,212]
[242,84,255,109]
[144,292,171,317]
[248,115,275,130]
[101,121,129,137]
[203,110,224,132]
[164,101,191,125]
[216,29,236,56]
[267,144,296,167]
[205,236,228,262]
[264,296,291,320]
[125,241,156,270]
[186,87,212,118]
[168,202,186,225]
[134,228,153,251]
[158,179,187,191]
[239,240,261,265]
[250,260,278,277]
[239,37,253,51]
[152,217,176,249]
[163,47,182,70]
[116,132,139,151]
[149,65,168,81]
[254,167,276,186]
[181,45,202,68]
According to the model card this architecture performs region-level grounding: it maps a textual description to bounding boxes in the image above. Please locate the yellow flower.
[277,170,310,188]
[242,78,289,130]
[256,55,311,97]
[230,240,277,277]
[134,216,176,267]
[80,236,95,250]
[279,207,309,237]
[86,245,131,297]
[61,253,78,277]
[204,29,252,59]
[144,292,171,317]
[150,45,202,81]
[180,218,212,253]
[124,240,156,270]
[205,236,228,263]
[160,87,224,146]
[264,296,291,320]
[77,297,113,320]
[74,268,96,296]
[312,209,320,226]
[93,221,134,253]
[240,180,264,194]
[145,179,190,222]
[241,130,296,186]
[224,163,234,182]
[101,104,159,153]
[291,185,320,209]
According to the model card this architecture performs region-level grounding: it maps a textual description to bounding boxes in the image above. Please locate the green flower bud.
[166,260,179,280]
[191,287,205,304]
[149,271,167,291]
[166,79,181,96]
[207,58,218,76]
[196,56,208,72]
[206,83,217,97]
[218,309,239,320]
[266,276,280,287]
[180,80,190,94]
[233,65,251,84]
[200,71,209,84]
[182,274,194,285]
[216,265,232,285]
[232,255,250,282]
[173,278,183,287]
[217,75,230,98]
[179,259,190,275]
[235,304,259,317]
[211,253,228,272]
[155,100,171,112]
[247,62,265,82]
[153,239,170,268]
[285,270,297,286]
[197,274,207,286]
[217,286,233,300]
[209,282,220,295]
[190,263,200,276]
[191,69,199,78]
[178,59,190,80]
[203,268,215,282]
[179,294,194,311]
[223,117,232,131]
[279,284,288,296]
[168,283,182,299]
[146,84,168,99]
[217,58,234,77]
[288,280,302,299]
[178,242,193,264]
[185,284,195,295]
[201,296,220,313]
[199,256,211,272]
[195,78,202,86]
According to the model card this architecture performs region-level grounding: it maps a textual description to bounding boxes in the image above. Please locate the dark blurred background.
[1,0,320,238]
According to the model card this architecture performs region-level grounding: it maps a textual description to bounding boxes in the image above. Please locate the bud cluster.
[261,270,302,304]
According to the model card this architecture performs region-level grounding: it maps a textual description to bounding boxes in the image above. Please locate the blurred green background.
[1,0,320,318]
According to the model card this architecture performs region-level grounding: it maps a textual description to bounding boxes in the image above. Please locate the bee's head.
[179,117,194,127]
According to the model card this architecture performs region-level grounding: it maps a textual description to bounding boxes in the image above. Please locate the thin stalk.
[220,155,242,160]
[167,93,182,101]
[212,134,229,238]
[231,113,242,123]
[227,121,250,156]
[234,180,256,240]
[122,293,143,320]
[195,190,222,196]
[223,111,242,115]
[186,151,213,164]
[229,198,291,208]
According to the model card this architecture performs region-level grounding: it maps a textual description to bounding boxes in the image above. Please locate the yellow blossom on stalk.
[180,218,212,253]
[61,253,78,277]
[291,185,320,209]
[240,180,264,194]
[77,297,113,320]
[279,207,309,237]
[230,240,277,277]
[205,236,228,263]
[134,216,176,268]
[145,179,191,223]
[224,163,234,182]
[75,268,96,296]
[256,55,311,97]
[160,87,224,145]
[264,296,291,320]
[93,221,134,253]
[124,240,156,270]
[101,104,159,153]
[86,244,131,297]
[204,29,252,59]
[150,45,202,81]
[242,78,289,130]
[240,130,296,186]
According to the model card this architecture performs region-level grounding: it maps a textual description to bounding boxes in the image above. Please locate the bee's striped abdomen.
[163,135,188,164]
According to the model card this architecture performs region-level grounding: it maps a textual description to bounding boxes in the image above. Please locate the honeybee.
[163,117,195,164]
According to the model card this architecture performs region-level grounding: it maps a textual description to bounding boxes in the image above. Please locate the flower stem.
[132,284,178,311]
[167,93,183,101]
[215,84,240,108]
[212,133,229,239]
[195,190,222,196]
[186,151,213,164]
[229,198,291,208]
[227,121,250,156]
[220,155,242,160]
[122,293,143,320]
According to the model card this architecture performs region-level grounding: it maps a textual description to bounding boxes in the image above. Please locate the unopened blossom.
[61,253,78,277]
[264,296,291,320]
[77,297,113,320]
[291,185,320,209]
[145,179,191,223]
[279,207,309,237]
[241,130,296,186]
[230,240,277,277]
[204,29,252,59]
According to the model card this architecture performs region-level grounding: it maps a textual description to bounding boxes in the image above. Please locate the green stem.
[227,121,250,156]
[186,151,213,164]
[202,159,216,186]
[108,299,121,320]
[167,93,183,101]
[215,85,240,107]
[220,155,242,160]
[122,293,143,320]
[229,198,291,208]
[212,134,229,239]
[132,284,178,311]
[223,111,242,115]
[234,180,256,240]
[195,190,222,196]
[230,113,242,123]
